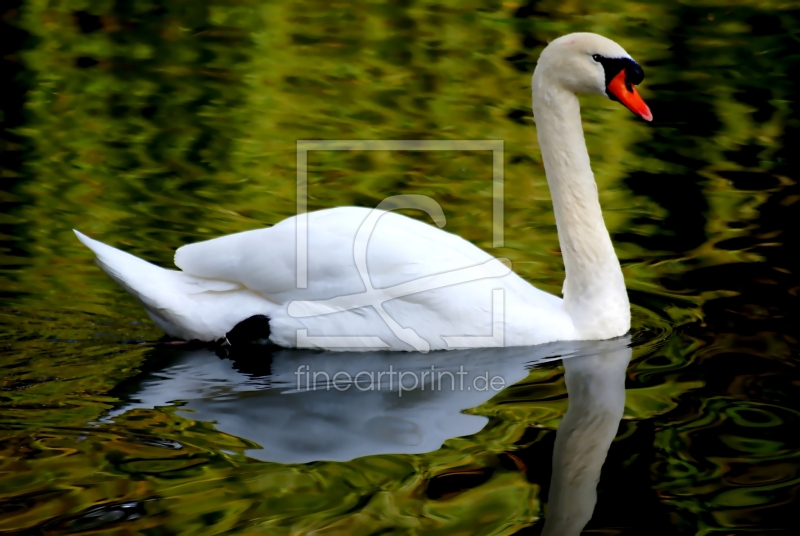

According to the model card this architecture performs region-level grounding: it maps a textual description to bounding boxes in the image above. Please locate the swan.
[75,32,652,352]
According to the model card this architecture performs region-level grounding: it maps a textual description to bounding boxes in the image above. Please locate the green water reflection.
[1,0,799,534]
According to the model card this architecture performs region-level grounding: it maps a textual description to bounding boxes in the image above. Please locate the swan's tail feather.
[74,230,170,308]
[74,230,271,341]
[73,229,201,339]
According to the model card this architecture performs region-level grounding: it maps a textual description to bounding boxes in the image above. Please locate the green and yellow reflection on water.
[1,0,799,534]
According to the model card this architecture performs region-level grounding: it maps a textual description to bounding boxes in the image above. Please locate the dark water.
[1,1,799,534]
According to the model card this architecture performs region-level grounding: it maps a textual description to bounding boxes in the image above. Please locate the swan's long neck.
[532,76,630,338]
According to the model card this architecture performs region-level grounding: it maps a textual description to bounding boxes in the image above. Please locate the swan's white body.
[76,33,645,351]
[75,208,573,350]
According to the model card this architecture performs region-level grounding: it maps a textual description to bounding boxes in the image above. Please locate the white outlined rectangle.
[295,140,504,288]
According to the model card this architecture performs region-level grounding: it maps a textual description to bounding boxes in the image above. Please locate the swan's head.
[535,33,653,122]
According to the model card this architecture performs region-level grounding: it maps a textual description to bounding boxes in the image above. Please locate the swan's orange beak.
[608,70,653,122]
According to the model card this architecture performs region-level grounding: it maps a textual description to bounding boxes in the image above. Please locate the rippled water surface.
[1,1,799,534]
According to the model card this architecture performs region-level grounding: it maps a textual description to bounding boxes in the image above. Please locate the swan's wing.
[174,206,498,300]
[174,207,573,349]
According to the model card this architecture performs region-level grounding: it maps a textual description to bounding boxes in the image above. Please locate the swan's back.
[175,207,494,295]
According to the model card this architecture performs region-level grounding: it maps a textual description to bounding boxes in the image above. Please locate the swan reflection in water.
[108,336,631,534]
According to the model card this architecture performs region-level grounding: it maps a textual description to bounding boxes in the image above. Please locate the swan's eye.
[592,54,602,62]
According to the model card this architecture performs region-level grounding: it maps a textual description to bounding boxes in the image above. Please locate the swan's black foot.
[214,315,273,359]
[225,315,272,346]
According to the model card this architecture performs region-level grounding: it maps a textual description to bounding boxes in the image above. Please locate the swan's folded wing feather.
[174,207,499,303]
[175,226,297,294]
[175,228,268,281]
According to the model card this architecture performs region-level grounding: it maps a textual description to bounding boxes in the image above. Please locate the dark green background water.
[1,0,799,534]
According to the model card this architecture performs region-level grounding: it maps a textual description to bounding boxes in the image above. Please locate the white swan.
[75,33,652,352]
